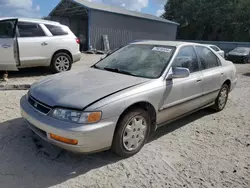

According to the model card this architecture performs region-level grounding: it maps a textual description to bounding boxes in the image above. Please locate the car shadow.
[0,67,52,79]
[0,109,214,187]
[242,73,250,77]
[0,118,120,188]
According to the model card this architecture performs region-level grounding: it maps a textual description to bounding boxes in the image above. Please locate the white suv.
[0,17,81,73]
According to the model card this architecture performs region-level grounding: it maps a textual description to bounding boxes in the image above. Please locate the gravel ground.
[0,54,103,85]
[0,64,249,188]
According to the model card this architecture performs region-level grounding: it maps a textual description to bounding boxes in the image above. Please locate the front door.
[0,19,18,70]
[194,46,223,105]
[157,46,203,125]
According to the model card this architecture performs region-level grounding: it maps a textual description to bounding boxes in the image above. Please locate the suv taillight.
[76,38,80,44]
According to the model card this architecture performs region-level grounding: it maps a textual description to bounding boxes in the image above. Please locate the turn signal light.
[49,133,78,145]
[87,112,102,123]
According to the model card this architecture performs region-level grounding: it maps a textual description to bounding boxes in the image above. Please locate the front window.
[0,20,16,38]
[172,46,199,73]
[94,44,175,78]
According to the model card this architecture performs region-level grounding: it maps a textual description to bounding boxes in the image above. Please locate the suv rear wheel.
[51,52,72,73]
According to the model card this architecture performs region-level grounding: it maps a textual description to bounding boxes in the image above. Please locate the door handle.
[41,42,48,46]
[1,44,11,48]
[197,79,202,82]
[221,73,224,76]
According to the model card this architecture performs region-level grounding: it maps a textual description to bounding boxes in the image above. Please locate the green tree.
[163,0,250,41]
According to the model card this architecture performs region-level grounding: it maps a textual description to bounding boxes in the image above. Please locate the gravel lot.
[0,60,249,188]
[1,54,103,85]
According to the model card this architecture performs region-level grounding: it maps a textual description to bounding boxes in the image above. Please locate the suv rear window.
[45,24,68,36]
[18,22,46,37]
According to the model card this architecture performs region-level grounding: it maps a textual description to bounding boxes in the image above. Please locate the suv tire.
[51,52,72,73]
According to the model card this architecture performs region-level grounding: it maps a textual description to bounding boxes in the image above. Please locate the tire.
[50,52,72,73]
[212,84,229,112]
[111,108,151,157]
[243,57,249,64]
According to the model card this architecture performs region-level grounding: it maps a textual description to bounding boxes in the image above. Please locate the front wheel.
[50,52,72,73]
[212,84,229,111]
[243,57,249,64]
[111,109,151,157]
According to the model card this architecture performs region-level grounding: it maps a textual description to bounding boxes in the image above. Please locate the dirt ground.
[0,62,249,188]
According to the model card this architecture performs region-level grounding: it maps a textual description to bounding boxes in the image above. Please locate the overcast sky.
[0,0,167,18]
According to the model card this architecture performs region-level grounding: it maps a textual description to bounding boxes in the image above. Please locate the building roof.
[0,17,60,25]
[50,0,179,25]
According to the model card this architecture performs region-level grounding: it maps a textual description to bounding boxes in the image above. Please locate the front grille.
[28,95,51,114]
[28,121,47,138]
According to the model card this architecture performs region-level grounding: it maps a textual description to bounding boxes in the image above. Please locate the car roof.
[0,17,61,25]
[206,44,217,46]
[131,40,201,47]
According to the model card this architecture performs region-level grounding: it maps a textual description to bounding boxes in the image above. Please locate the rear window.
[45,24,68,36]
[210,45,220,52]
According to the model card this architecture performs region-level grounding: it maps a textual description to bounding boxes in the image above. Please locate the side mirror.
[167,67,190,79]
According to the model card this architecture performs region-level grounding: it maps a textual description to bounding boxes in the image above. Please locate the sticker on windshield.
[152,47,172,53]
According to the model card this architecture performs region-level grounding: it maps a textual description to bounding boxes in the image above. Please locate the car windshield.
[94,44,175,79]
[231,47,250,54]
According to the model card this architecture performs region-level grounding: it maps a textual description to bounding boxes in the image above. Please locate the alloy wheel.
[55,56,70,72]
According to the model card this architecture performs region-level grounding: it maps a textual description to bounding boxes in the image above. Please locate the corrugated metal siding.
[89,10,177,50]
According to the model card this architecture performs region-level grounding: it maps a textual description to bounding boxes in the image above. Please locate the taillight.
[76,38,80,44]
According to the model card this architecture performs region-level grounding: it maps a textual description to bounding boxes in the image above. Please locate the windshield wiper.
[104,67,137,77]
[91,64,100,69]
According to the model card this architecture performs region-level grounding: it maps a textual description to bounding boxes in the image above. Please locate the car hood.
[30,68,149,109]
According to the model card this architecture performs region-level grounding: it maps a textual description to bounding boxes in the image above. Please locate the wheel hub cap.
[55,56,70,72]
[218,88,227,108]
[122,116,147,151]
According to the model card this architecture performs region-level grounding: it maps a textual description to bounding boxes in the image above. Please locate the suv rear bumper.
[72,52,81,63]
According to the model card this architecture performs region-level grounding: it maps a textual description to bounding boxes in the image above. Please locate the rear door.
[0,19,19,70]
[195,46,223,105]
[17,21,51,68]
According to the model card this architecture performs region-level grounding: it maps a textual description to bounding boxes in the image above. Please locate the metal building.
[49,0,179,51]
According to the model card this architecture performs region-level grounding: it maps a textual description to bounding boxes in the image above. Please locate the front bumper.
[72,52,81,63]
[231,77,237,92]
[226,55,245,63]
[20,95,118,153]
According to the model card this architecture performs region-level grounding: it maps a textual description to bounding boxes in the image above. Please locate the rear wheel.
[212,84,229,111]
[111,109,151,157]
[50,52,72,73]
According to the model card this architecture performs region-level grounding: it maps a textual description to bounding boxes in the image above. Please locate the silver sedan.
[20,41,237,157]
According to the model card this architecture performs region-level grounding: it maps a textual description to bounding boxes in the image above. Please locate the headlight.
[50,108,102,124]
